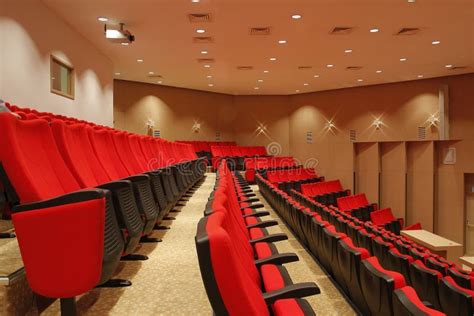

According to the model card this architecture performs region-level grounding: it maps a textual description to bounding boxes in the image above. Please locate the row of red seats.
[265,168,321,192]
[0,104,205,313]
[195,161,319,315]
[210,145,267,158]
[300,180,350,206]
[176,141,236,153]
[244,157,297,183]
[259,175,474,315]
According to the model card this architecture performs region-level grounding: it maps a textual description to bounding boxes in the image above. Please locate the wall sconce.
[146,118,155,129]
[372,118,383,129]
[256,123,268,136]
[427,114,439,127]
[325,121,336,130]
[192,122,201,133]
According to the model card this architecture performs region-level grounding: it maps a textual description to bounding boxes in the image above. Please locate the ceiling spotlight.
[295,89,300,92]
[201,50,208,54]
[326,64,334,68]
[114,72,121,76]
[206,75,213,79]
[417,75,424,78]
[121,42,129,46]
[208,83,214,87]
[432,40,441,45]
[370,28,380,33]
[269,57,277,61]
[263,70,269,73]
[191,0,200,2]
[137,59,144,62]
[157,81,163,84]
[196,29,206,34]
[445,64,453,68]
[400,58,407,62]
[344,49,353,53]
[357,79,364,82]
[278,40,287,44]
[258,79,263,82]
[408,0,416,3]
[291,14,302,20]
[148,71,154,75]
[303,83,309,86]
[97,17,108,22]
[376,70,383,73]
[204,64,211,68]
[314,74,320,78]
[105,23,135,45]
[254,87,260,90]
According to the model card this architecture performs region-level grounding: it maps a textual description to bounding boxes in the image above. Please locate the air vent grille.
[197,58,215,63]
[330,26,354,35]
[193,36,214,43]
[236,66,254,70]
[349,129,356,142]
[188,13,212,23]
[346,66,363,71]
[418,127,426,140]
[250,27,271,35]
[396,27,420,35]
[298,66,313,70]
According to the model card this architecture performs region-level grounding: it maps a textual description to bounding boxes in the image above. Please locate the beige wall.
[0,0,114,126]
[115,74,474,251]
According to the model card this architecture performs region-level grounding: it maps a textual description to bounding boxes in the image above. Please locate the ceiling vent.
[349,130,357,142]
[197,58,215,63]
[236,66,254,70]
[298,66,313,70]
[188,13,212,23]
[193,36,214,43]
[418,127,426,140]
[449,66,468,70]
[250,27,271,35]
[396,27,420,35]
[329,26,354,35]
[346,66,363,71]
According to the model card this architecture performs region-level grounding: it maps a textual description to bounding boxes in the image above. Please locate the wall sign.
[153,130,161,138]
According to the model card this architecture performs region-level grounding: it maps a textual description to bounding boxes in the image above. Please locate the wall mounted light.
[192,120,201,133]
[372,118,383,129]
[427,114,440,127]
[146,119,155,130]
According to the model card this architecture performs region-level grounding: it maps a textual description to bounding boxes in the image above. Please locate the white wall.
[0,0,114,126]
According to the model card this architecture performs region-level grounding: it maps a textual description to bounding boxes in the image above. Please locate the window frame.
[50,55,75,100]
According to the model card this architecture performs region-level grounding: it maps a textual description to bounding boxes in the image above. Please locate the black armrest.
[241,193,256,198]
[250,233,288,244]
[124,174,150,182]
[241,197,260,203]
[422,301,434,308]
[97,180,133,191]
[247,220,278,229]
[241,188,253,193]
[0,232,16,239]
[255,253,299,267]
[263,282,321,305]
[242,203,264,210]
[243,211,270,218]
[13,189,107,213]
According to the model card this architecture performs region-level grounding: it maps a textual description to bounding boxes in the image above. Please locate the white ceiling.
[43,0,474,95]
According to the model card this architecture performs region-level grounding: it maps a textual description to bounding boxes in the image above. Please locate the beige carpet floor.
[31,173,355,315]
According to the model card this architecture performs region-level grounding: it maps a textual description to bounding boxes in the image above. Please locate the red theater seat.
[393,286,446,316]
[438,276,474,316]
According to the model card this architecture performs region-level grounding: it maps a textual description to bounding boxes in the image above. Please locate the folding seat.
[409,247,430,263]
[447,268,474,290]
[438,276,474,316]
[319,225,347,275]
[195,212,319,316]
[357,229,375,255]
[360,256,407,316]
[371,236,395,268]
[0,114,125,308]
[392,286,446,316]
[88,128,159,239]
[409,260,443,310]
[384,248,414,285]
[337,237,371,314]
[394,239,413,255]
[426,257,449,276]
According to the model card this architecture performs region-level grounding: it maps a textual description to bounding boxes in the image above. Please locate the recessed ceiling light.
[314,74,320,78]
[370,28,380,33]
[196,29,206,34]
[432,40,441,45]
[121,42,129,46]
[376,70,383,73]
[254,87,260,90]
[206,75,213,79]
[204,64,211,68]
[191,0,200,2]
[263,70,269,73]
[114,72,121,76]
[291,14,302,20]
[201,50,208,54]
[417,75,424,78]
[295,89,300,92]
[97,17,108,22]
[408,0,415,3]
[357,79,364,82]
[278,40,287,44]
[258,79,263,82]
[445,64,453,68]
[303,83,309,86]
[344,49,353,53]
[157,81,163,84]
[399,58,407,62]
[208,83,214,87]
[326,64,334,68]
[269,57,277,61]
[137,59,144,62]
[148,71,154,75]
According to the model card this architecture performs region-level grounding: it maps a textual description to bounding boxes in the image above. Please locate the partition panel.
[355,142,380,204]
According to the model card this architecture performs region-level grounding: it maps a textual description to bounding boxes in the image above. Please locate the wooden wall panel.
[355,142,380,204]
[407,141,435,230]
[380,142,407,220]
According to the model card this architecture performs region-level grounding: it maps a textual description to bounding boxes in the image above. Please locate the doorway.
[464,174,474,255]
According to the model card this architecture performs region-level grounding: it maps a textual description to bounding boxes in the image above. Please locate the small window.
[50,55,74,99]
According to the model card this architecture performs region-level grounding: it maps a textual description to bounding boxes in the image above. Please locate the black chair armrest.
[263,282,321,305]
[247,220,278,229]
[242,203,264,210]
[250,233,288,244]
[255,253,299,267]
[243,211,270,218]
[97,180,133,191]
[241,193,256,198]
[13,189,108,213]
[240,197,260,203]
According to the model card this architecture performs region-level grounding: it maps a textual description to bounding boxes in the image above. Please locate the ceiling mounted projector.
[104,23,135,44]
